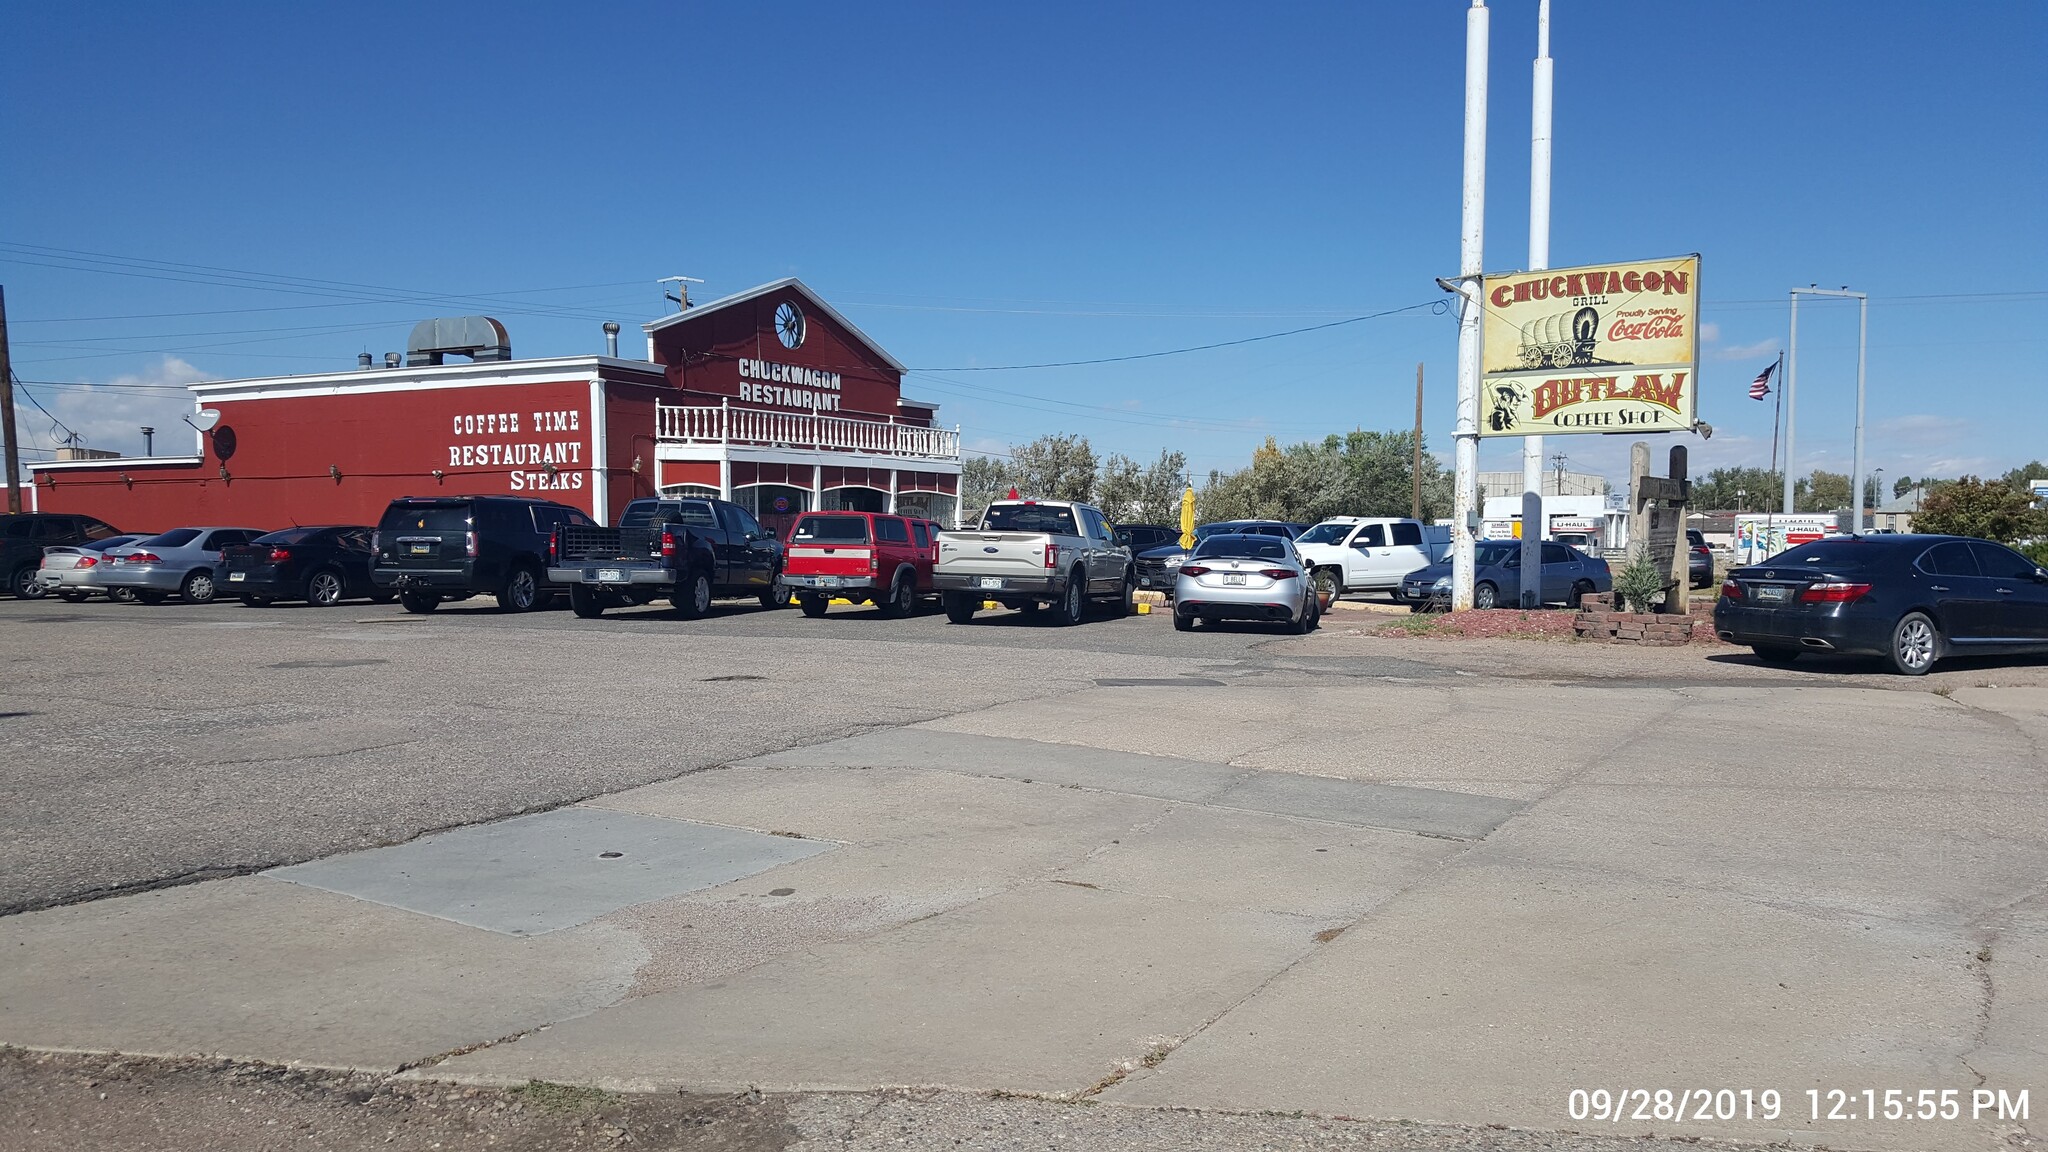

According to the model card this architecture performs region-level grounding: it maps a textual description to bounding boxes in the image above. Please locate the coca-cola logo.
[1607,315,1685,341]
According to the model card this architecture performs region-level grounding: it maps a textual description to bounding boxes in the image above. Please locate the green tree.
[1008,433,1097,503]
[1911,477,2048,544]
[1690,466,1784,512]
[1893,475,1915,500]
[959,454,1015,524]
[1996,460,2048,496]
[1195,430,1453,525]
[1800,470,1851,513]
[1131,449,1189,523]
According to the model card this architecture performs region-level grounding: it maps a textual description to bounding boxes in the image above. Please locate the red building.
[27,280,961,536]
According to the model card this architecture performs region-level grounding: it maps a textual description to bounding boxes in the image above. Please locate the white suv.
[1293,517,1444,600]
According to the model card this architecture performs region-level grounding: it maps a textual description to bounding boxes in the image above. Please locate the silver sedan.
[34,534,152,601]
[100,527,268,604]
[1171,533,1321,634]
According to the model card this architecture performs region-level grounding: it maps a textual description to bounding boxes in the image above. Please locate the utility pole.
[1450,0,1490,612]
[1412,362,1424,519]
[1782,293,1799,517]
[0,286,20,514]
[1518,0,1553,607]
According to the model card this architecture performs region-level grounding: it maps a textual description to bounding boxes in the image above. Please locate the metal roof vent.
[405,316,511,367]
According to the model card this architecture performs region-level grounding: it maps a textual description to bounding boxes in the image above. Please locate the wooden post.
[0,286,19,514]
[1411,362,1424,519]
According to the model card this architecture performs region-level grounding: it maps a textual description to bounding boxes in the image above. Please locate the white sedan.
[1171,534,1321,634]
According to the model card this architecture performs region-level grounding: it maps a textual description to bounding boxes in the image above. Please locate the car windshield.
[379,504,471,532]
[621,501,714,528]
[1194,534,1291,561]
[983,504,1078,534]
[255,528,321,545]
[139,529,201,548]
[1294,522,1354,545]
[1474,542,1520,566]
[792,515,869,543]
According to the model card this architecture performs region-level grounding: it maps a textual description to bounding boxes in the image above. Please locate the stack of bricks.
[1573,591,1696,646]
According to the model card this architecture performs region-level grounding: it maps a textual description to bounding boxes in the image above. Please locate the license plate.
[1139,577,1152,587]
[408,544,430,556]
[1224,574,1247,586]
[979,577,1003,589]
[815,576,840,588]
[1756,585,1789,603]
[228,572,245,582]
[598,568,624,583]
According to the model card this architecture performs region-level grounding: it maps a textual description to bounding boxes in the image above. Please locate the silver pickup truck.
[934,500,1135,625]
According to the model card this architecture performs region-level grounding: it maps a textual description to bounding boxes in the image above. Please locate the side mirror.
[2035,567,2047,583]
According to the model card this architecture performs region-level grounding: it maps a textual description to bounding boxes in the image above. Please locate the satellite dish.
[186,409,221,432]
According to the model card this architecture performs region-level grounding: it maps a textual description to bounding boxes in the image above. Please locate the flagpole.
[1765,349,1783,560]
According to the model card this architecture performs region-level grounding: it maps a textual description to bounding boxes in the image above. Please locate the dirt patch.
[0,1047,795,1152]
[1357,607,1727,646]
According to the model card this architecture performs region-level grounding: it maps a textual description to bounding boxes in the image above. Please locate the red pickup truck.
[778,511,941,618]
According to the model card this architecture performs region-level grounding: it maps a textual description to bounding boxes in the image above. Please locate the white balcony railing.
[656,402,960,462]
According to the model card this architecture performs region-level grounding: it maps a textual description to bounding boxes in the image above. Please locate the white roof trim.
[186,356,664,401]
[896,396,942,410]
[30,455,203,472]
[640,278,908,374]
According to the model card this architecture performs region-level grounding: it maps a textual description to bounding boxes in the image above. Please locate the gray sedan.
[1171,533,1320,634]
[34,534,152,600]
[1402,540,1612,610]
[100,527,268,604]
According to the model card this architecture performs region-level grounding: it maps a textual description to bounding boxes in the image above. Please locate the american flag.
[1748,361,1777,400]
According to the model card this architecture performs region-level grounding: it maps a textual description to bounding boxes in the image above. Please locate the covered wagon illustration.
[1516,306,1603,369]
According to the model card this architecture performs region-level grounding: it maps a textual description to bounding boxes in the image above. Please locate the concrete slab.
[0,878,642,1071]
[1107,858,2003,1151]
[428,882,1319,1095]
[739,729,1523,840]
[265,807,833,936]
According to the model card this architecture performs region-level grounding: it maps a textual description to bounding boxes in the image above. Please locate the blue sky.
[4,1,2042,488]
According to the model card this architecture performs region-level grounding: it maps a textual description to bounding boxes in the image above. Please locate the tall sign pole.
[1451,0,1490,612]
[1782,292,1800,516]
[1518,0,1553,606]
[1412,362,1424,520]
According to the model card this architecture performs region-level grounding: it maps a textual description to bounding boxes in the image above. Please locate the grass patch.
[510,1080,615,1114]
[1387,612,1451,637]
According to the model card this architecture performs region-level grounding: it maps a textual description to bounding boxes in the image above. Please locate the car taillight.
[1180,564,1211,577]
[77,556,98,569]
[269,548,292,562]
[870,551,879,572]
[371,530,382,553]
[1044,543,1060,569]
[1801,582,1871,603]
[660,531,675,558]
[548,534,558,562]
[130,552,161,564]
[465,531,479,558]
[1720,579,1741,600]
[1259,568,1298,580]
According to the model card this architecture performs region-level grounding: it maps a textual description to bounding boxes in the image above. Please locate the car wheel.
[759,580,792,610]
[1474,581,1498,610]
[180,570,216,604]
[12,566,47,599]
[56,590,88,603]
[108,587,137,603]
[399,591,440,614]
[1052,572,1086,626]
[1173,611,1196,632]
[1886,611,1940,676]
[1113,570,1136,618]
[570,584,606,619]
[1752,645,1800,666]
[305,569,345,607]
[136,589,168,605]
[799,594,828,618]
[496,565,540,612]
[943,592,980,624]
[673,571,712,619]
[240,594,275,607]
[1568,580,1595,609]
[879,574,915,618]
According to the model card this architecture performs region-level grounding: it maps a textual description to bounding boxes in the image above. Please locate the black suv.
[371,495,593,614]
[2,512,124,598]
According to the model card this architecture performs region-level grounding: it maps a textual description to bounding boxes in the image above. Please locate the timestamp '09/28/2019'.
[1569,1088,2031,1125]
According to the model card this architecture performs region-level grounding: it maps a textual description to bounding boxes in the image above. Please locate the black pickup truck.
[547,496,788,618]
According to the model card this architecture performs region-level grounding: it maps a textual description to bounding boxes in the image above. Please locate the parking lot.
[2,592,2045,1151]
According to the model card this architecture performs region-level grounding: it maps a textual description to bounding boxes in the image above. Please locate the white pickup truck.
[934,500,1135,625]
[1292,516,1448,601]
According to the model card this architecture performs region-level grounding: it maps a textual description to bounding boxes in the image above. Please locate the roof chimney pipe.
[603,321,620,358]
[384,352,402,369]
[358,352,374,370]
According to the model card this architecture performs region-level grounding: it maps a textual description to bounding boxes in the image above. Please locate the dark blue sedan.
[1402,540,1612,610]
[1713,534,2048,675]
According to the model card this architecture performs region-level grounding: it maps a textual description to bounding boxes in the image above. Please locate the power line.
[910,301,1446,371]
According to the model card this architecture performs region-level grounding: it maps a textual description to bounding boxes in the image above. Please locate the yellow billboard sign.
[1479,254,1699,437]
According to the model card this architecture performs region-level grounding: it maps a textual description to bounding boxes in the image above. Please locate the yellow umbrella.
[1178,486,1197,550]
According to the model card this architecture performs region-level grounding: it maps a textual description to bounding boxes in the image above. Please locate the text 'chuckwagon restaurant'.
[26,279,964,537]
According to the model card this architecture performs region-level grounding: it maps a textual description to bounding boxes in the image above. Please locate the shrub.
[1611,556,1666,614]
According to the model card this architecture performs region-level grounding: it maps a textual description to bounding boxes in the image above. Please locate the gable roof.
[640,277,906,373]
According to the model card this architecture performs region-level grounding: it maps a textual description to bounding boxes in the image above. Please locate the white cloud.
[37,357,214,459]
[1699,321,1721,343]
[1709,338,1778,362]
